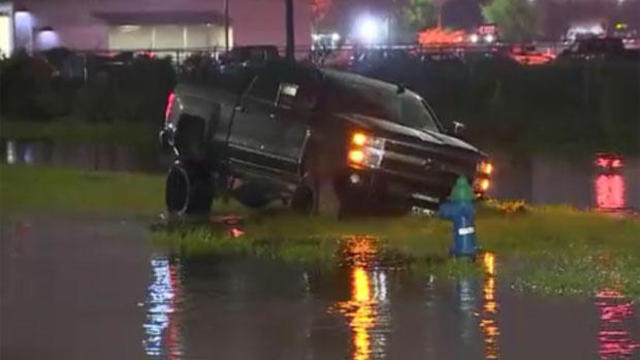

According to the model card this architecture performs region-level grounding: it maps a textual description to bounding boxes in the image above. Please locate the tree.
[311,0,333,26]
[396,0,439,31]
[482,0,541,42]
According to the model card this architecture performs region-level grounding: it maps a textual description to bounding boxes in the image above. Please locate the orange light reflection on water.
[351,266,374,360]
[333,236,386,360]
[481,252,500,359]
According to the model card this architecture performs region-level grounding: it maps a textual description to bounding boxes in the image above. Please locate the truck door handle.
[234,105,246,113]
[269,113,276,119]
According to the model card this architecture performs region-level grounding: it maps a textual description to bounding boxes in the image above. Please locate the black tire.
[291,175,346,218]
[165,161,213,216]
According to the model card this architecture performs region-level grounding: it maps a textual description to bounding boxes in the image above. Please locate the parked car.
[556,37,639,62]
[509,44,555,65]
[159,60,492,217]
[218,45,280,73]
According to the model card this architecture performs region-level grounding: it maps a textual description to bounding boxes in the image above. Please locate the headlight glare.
[477,160,494,175]
[348,132,385,168]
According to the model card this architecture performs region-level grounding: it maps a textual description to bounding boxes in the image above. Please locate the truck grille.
[380,139,478,195]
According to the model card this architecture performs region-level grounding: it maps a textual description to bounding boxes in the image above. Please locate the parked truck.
[160,60,492,217]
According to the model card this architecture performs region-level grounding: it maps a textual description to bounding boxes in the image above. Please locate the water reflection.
[1,138,167,172]
[6,140,17,164]
[480,252,500,359]
[596,289,639,359]
[143,255,183,359]
[595,175,626,210]
[488,153,638,211]
[332,236,390,360]
[594,153,626,211]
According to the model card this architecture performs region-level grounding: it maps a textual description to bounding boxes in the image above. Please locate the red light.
[230,228,244,238]
[595,154,624,170]
[595,174,625,210]
[596,289,639,358]
[165,92,175,120]
[596,157,611,168]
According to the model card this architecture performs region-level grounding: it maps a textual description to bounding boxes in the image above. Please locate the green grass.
[152,204,640,298]
[2,164,639,298]
[0,120,158,146]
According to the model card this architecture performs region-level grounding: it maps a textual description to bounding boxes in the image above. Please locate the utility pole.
[285,0,295,62]
[224,0,230,52]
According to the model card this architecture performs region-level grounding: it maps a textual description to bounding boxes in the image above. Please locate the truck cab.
[160,61,492,216]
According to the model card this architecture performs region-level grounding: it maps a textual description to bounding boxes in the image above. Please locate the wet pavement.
[2,215,639,359]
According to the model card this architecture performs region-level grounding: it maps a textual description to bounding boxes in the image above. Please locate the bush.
[361,57,640,155]
[1,50,176,124]
[0,52,76,119]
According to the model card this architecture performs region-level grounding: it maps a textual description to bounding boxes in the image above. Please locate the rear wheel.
[165,161,213,216]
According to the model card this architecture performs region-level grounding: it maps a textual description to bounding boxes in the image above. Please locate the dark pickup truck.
[160,61,492,216]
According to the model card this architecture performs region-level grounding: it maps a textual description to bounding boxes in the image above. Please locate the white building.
[0,2,14,56]
[0,0,311,53]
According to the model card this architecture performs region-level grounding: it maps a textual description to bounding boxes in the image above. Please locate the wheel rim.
[166,165,190,213]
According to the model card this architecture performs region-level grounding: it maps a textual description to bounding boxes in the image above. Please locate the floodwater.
[2,216,639,359]
[488,153,640,212]
[2,138,639,211]
[0,138,168,173]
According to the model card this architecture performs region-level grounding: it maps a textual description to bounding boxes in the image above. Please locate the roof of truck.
[320,68,400,93]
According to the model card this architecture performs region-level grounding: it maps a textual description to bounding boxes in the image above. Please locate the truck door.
[270,80,315,175]
[227,71,282,172]
[228,65,314,177]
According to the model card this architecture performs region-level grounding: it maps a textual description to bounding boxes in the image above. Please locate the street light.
[35,26,59,50]
[355,16,380,44]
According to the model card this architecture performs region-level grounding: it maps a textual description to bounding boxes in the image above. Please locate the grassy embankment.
[2,164,640,299]
[154,204,640,299]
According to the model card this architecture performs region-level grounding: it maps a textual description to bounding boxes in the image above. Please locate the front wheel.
[291,174,361,219]
[165,161,214,216]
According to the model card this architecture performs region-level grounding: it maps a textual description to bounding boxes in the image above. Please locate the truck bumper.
[340,168,486,213]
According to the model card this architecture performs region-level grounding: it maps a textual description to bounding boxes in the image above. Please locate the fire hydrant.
[438,176,478,258]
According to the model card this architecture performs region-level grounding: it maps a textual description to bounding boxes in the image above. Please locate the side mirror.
[449,121,466,136]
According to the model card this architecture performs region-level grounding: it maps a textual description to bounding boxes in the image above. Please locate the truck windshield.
[397,93,441,132]
[330,82,441,133]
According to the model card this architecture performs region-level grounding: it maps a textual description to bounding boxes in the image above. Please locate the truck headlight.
[474,178,490,191]
[477,160,494,175]
[348,132,385,168]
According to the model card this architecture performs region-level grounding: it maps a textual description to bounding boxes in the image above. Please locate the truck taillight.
[165,92,175,120]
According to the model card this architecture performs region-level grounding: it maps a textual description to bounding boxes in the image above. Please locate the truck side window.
[275,83,299,110]
[247,75,278,103]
